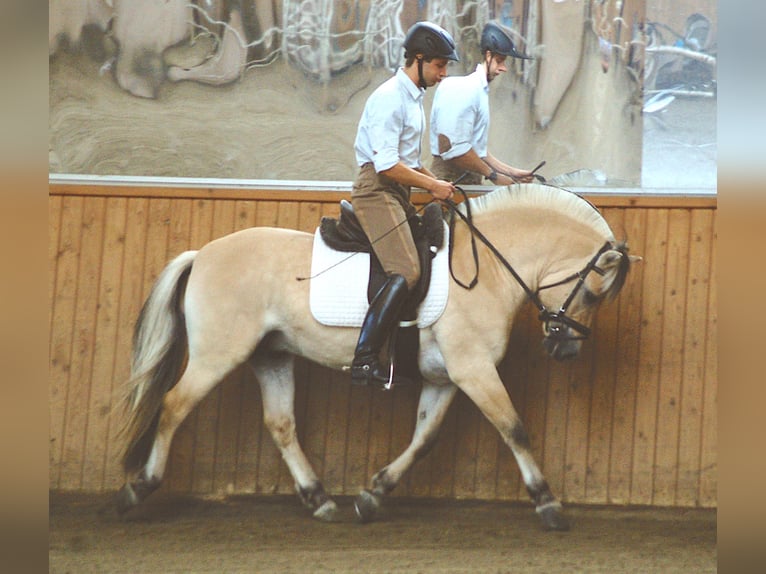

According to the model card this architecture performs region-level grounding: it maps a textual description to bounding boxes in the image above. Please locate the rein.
[443,187,612,339]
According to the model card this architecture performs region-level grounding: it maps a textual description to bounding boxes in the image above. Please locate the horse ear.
[628,255,642,264]
[595,250,624,270]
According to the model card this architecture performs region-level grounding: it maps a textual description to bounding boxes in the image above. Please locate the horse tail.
[121,250,197,475]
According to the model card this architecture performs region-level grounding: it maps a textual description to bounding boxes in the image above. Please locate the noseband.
[444,191,612,342]
[535,241,611,340]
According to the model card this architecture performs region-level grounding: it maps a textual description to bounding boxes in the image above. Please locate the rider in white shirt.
[430,21,535,186]
[350,22,458,388]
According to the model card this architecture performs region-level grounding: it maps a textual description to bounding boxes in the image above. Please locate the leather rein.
[442,187,612,340]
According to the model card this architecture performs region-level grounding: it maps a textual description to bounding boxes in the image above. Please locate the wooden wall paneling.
[49,196,84,489]
[48,196,64,488]
[49,197,63,343]
[584,207,625,504]
[562,324,595,502]
[607,207,647,504]
[676,208,714,505]
[653,209,692,506]
[541,359,571,501]
[60,197,106,490]
[630,208,668,504]
[81,198,128,491]
[254,200,280,227]
[698,211,717,507]
[276,201,300,230]
[343,386,374,492]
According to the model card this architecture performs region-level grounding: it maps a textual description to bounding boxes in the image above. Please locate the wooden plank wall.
[49,184,717,508]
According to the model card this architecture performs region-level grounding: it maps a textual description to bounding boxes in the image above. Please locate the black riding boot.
[351,273,410,388]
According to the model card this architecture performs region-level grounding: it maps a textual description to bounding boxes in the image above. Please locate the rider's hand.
[510,170,535,184]
[430,179,456,201]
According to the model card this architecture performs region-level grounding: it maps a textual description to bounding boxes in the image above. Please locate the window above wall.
[48,0,716,196]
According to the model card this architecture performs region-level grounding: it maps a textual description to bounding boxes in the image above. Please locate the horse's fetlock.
[297,481,328,510]
[371,467,396,495]
[526,480,554,507]
[134,473,162,499]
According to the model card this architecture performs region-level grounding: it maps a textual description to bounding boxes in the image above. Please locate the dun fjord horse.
[117,183,638,530]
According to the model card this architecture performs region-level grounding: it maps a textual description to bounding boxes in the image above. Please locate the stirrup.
[351,359,410,390]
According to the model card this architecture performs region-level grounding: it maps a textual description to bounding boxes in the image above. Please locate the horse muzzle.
[542,334,582,361]
[541,319,585,361]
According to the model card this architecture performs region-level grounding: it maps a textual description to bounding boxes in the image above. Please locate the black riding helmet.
[480,21,531,59]
[403,21,459,88]
[404,21,459,61]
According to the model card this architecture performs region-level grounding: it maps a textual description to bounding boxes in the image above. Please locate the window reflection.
[48,1,716,193]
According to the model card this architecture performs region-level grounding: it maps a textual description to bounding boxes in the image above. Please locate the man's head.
[480,22,530,82]
[403,22,459,88]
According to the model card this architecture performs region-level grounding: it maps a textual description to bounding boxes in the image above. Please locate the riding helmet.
[403,21,459,61]
[480,21,531,59]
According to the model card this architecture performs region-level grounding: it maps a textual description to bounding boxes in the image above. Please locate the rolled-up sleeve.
[367,102,403,172]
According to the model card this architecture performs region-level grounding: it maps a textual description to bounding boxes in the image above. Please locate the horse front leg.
[250,351,338,522]
[354,381,458,523]
[454,366,570,531]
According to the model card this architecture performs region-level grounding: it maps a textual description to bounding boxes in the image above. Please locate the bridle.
[443,189,613,342]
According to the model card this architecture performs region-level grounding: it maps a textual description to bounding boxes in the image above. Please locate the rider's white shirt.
[354,67,425,172]
[429,64,490,160]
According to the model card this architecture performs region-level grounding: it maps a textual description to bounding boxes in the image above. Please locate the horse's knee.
[264,415,296,448]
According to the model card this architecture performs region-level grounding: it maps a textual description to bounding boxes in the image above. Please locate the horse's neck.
[475,208,605,288]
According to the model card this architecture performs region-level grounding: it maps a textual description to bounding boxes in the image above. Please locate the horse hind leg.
[116,359,232,515]
[250,351,338,522]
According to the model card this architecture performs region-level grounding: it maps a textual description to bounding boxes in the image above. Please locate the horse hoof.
[354,489,380,523]
[538,505,570,531]
[312,499,339,522]
[115,483,139,516]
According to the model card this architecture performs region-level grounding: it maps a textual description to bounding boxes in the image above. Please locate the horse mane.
[462,183,615,241]
[463,184,633,300]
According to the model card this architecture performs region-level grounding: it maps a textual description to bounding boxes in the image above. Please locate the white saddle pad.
[309,224,450,328]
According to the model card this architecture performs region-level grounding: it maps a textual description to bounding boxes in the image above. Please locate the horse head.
[537,240,640,361]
